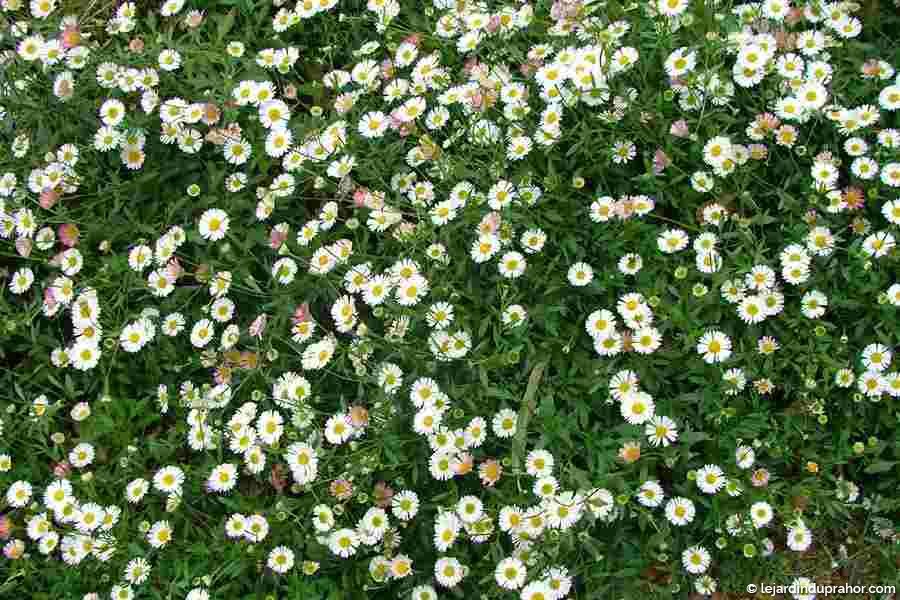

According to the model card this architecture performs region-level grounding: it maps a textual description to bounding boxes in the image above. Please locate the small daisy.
[637,481,665,508]
[749,501,774,528]
[645,415,678,447]
[621,391,655,425]
[267,546,295,573]
[567,262,594,286]
[681,545,711,574]
[198,208,229,241]
[696,464,726,494]
[665,497,696,526]
[494,556,526,589]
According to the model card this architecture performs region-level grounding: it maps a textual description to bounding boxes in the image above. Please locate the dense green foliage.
[1,0,899,599]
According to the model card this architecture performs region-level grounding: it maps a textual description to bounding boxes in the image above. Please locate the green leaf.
[680,430,711,446]
[512,360,548,470]
[217,9,237,42]
[864,460,897,474]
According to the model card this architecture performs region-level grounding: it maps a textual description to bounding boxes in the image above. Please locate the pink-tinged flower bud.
[653,149,672,175]
[165,258,183,281]
[249,314,268,338]
[58,223,80,248]
[129,38,144,53]
[43,288,58,311]
[292,303,310,325]
[403,33,422,47]
[283,84,298,100]
[53,461,72,479]
[269,227,288,249]
[353,187,369,208]
[487,15,501,33]
[39,188,60,210]
[380,59,395,80]
[15,238,31,258]
[61,26,82,49]
[669,119,690,138]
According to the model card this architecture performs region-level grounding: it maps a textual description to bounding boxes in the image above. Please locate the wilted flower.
[619,441,641,463]
[478,459,502,487]
[0,515,11,540]
[653,149,671,175]
[751,468,770,488]
[669,120,690,138]
[249,314,268,338]
[58,223,80,247]
[330,479,353,501]
[40,188,60,210]
[373,482,394,508]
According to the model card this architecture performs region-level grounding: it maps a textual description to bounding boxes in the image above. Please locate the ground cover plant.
[1,0,900,598]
